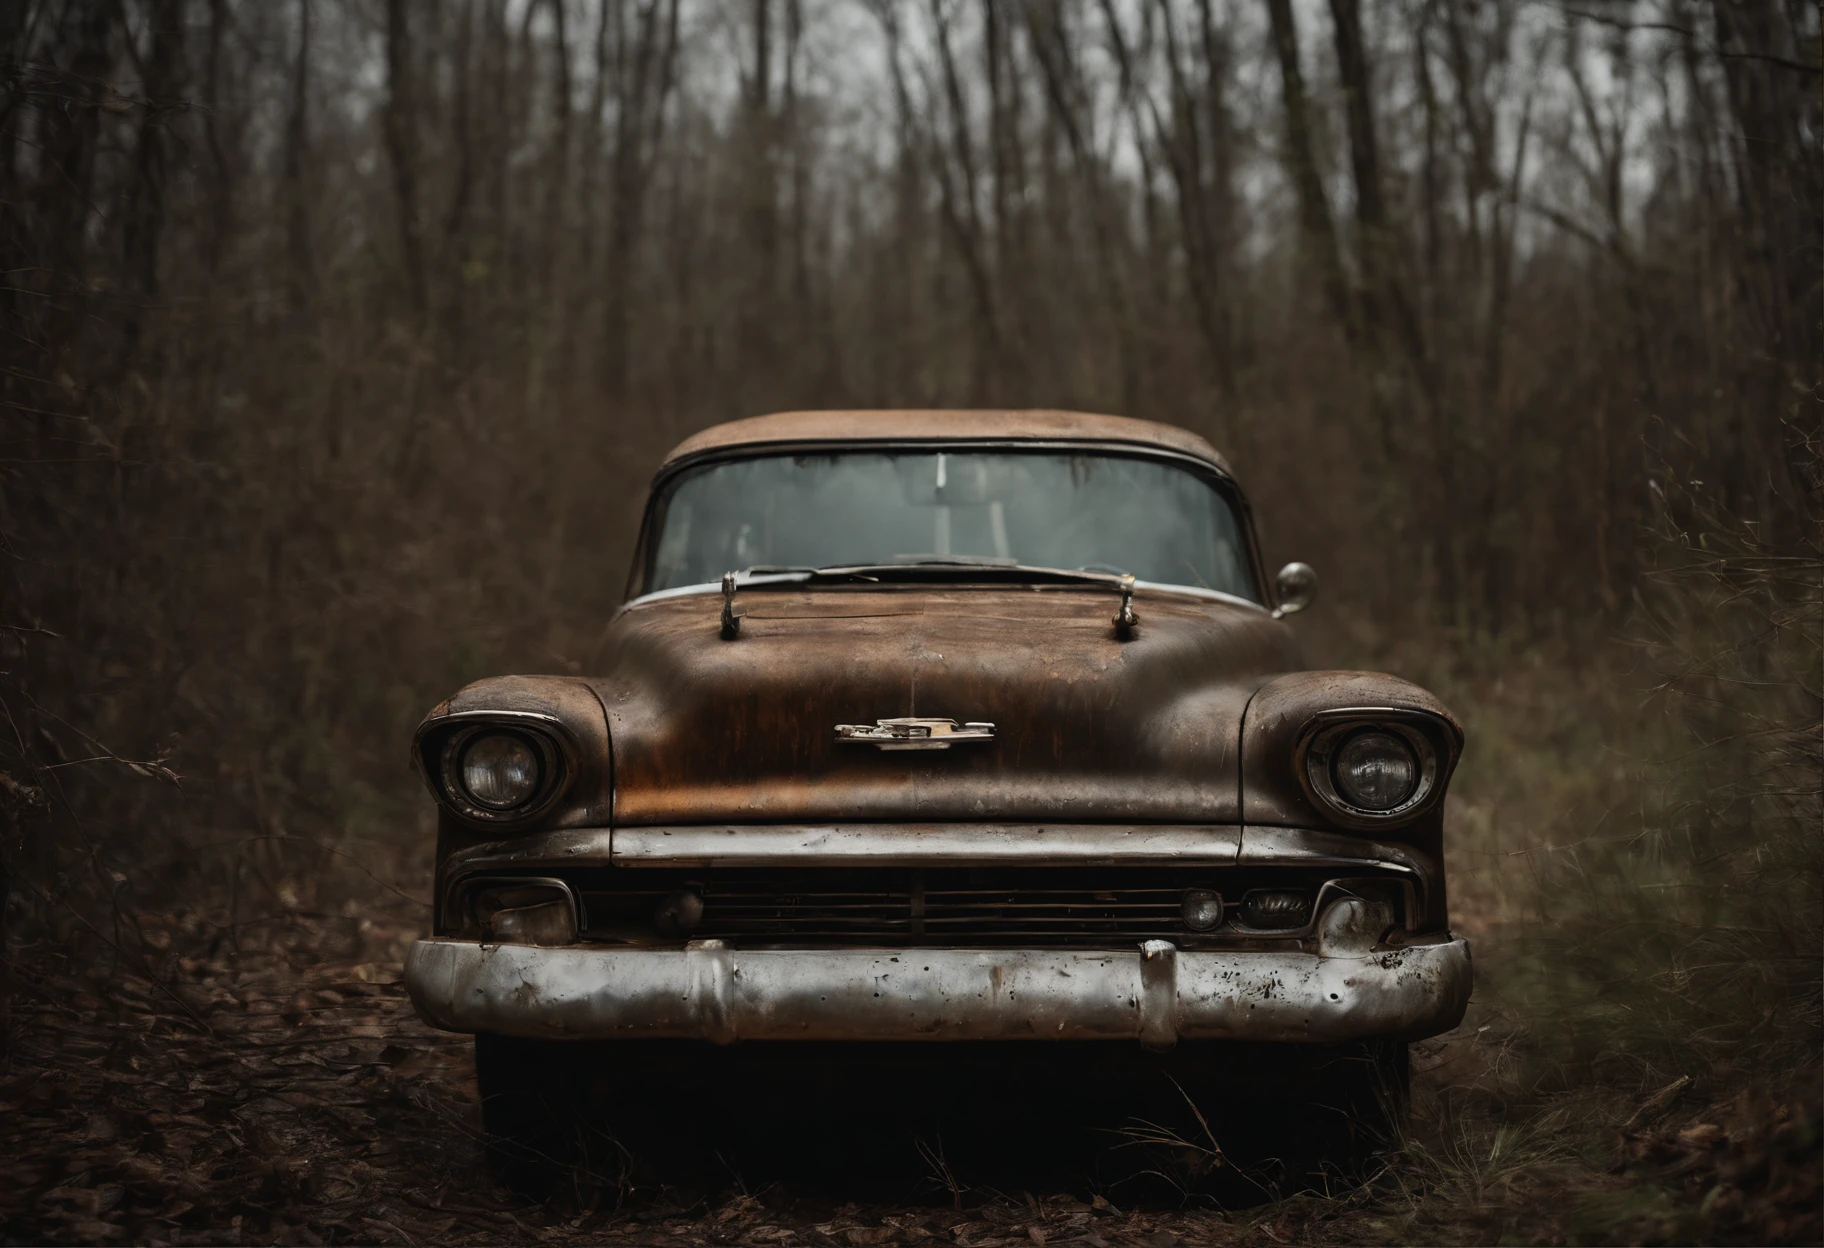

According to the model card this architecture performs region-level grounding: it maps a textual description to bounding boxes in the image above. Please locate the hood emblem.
[835,718,997,751]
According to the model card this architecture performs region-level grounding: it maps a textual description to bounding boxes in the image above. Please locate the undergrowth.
[3,469,1817,1245]
[1344,468,1824,1244]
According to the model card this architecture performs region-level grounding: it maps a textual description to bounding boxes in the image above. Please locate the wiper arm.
[720,565,881,638]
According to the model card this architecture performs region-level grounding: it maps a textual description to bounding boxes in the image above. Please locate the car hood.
[590,585,1298,826]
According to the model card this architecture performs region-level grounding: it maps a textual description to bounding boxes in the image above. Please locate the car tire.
[474,1033,615,1198]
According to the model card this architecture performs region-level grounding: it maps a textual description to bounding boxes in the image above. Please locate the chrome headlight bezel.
[1295,709,1459,829]
[416,711,576,827]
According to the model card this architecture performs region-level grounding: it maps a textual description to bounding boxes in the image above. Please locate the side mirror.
[1272,562,1316,619]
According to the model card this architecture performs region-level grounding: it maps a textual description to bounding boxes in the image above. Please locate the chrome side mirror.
[1272,562,1316,619]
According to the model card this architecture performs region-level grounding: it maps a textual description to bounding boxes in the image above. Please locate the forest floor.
[2,905,1817,1247]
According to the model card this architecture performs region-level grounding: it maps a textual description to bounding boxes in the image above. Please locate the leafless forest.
[2,0,1820,1243]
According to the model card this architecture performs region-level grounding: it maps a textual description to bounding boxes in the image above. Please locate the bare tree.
[1263,0,1351,333]
[384,0,428,320]
[282,0,315,313]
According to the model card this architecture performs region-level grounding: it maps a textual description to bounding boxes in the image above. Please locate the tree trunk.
[383,0,428,321]
[122,0,184,325]
[282,0,315,314]
[1262,0,1352,334]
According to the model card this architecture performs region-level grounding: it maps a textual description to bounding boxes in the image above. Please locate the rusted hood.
[591,586,1298,825]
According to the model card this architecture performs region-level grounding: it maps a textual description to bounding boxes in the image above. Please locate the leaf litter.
[1,908,1815,1246]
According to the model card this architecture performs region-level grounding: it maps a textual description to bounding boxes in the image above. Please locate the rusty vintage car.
[404,409,1471,1178]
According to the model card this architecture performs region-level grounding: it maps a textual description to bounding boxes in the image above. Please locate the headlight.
[460,731,541,809]
[430,720,569,824]
[1299,715,1447,826]
[1332,730,1418,811]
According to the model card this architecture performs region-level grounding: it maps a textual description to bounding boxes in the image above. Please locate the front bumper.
[405,919,1470,1049]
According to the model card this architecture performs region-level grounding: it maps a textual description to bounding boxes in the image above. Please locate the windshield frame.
[624,438,1271,606]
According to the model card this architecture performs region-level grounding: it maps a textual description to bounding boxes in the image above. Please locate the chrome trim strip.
[609,824,1243,867]
[1235,825,1429,873]
[441,824,1434,877]
[404,935,1473,1045]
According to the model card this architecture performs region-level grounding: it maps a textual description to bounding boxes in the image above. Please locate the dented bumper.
[405,908,1470,1048]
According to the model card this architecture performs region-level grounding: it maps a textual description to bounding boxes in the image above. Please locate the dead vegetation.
[0,898,1816,1245]
[2,0,1820,1243]
[3,516,1817,1243]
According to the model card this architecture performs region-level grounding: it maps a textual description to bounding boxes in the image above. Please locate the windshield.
[644,450,1258,601]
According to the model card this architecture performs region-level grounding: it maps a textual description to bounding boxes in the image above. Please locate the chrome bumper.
[405,922,1470,1049]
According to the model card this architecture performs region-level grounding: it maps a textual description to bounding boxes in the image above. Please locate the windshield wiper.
[734,560,1130,589]
[807,560,1129,587]
[819,562,1141,637]
[739,564,880,583]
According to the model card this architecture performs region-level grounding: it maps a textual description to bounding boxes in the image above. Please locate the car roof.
[660,409,1231,474]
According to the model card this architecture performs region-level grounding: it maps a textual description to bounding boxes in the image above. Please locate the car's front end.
[401,410,1471,1182]
[407,672,1469,1051]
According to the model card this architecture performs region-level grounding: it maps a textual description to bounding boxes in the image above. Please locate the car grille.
[560,865,1380,947]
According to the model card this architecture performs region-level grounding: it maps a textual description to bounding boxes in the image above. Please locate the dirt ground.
[2,909,1816,1248]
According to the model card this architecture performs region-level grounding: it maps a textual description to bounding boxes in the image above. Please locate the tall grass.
[1511,462,1822,1094]
[1338,448,1824,1242]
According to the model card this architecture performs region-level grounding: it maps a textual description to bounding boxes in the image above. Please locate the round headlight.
[1332,730,1418,812]
[459,732,541,809]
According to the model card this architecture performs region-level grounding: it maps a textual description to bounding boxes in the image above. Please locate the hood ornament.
[720,571,743,640]
[835,718,996,751]
[1112,573,1139,639]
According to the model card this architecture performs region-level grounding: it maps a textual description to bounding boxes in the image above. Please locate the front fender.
[1239,670,1461,828]
[1240,671,1463,931]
